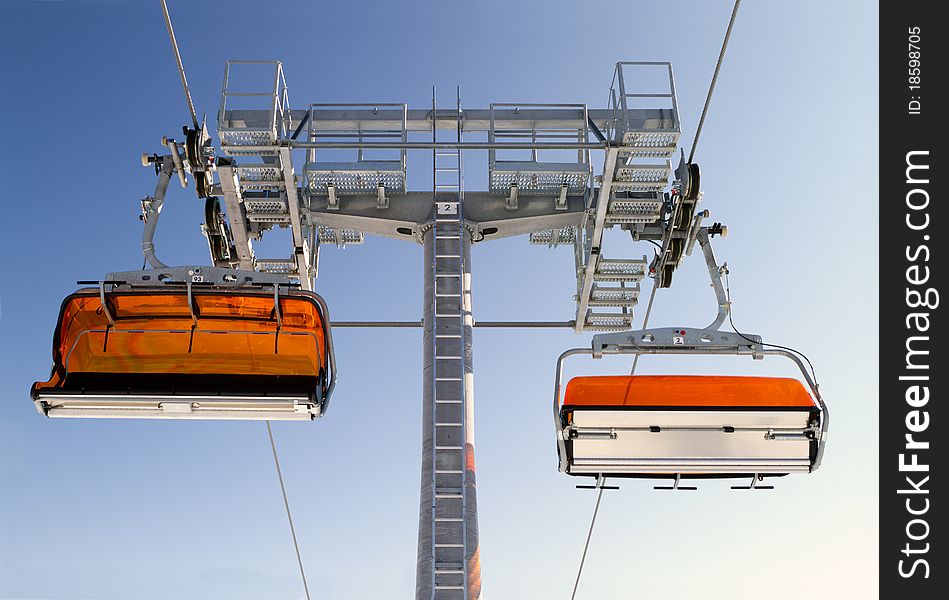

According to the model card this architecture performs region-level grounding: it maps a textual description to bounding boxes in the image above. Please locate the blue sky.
[1,1,878,598]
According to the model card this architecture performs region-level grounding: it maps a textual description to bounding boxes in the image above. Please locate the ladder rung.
[435,445,464,450]
[435,586,465,591]
[435,493,464,499]
[435,400,463,404]
[434,544,465,548]
[434,470,464,474]
[435,334,462,338]
[435,422,463,427]
[435,274,462,277]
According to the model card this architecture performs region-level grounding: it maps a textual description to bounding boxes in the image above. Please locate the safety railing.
[303,103,408,196]
[488,103,591,197]
[607,62,680,157]
[217,60,290,153]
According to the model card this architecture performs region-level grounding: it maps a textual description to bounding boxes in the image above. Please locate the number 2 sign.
[437,202,458,215]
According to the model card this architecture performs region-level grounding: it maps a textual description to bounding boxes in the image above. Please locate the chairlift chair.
[553,227,828,483]
[554,347,827,480]
[32,267,336,420]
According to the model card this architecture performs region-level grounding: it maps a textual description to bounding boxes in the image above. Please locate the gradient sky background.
[0,1,878,598]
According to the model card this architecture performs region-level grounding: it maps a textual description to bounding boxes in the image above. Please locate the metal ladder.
[252,148,311,282]
[215,62,307,282]
[424,87,477,600]
[215,61,370,288]
[218,149,311,282]
[571,63,680,331]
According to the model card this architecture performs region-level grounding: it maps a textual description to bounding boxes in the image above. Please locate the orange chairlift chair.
[553,229,828,487]
[32,267,336,420]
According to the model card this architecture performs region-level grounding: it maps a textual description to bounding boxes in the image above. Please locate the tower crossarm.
[301,191,587,243]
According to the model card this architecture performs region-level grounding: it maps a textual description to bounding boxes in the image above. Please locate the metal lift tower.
[204,60,682,600]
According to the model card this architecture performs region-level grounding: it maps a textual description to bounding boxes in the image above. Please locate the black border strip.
[880,2,943,595]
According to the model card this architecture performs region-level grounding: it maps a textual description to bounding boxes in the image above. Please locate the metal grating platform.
[218,129,279,151]
[588,283,640,307]
[529,227,576,247]
[593,257,647,282]
[245,198,288,213]
[318,226,365,246]
[621,131,680,156]
[583,310,635,331]
[490,162,590,196]
[245,196,290,224]
[236,164,285,190]
[605,194,664,224]
[612,160,672,193]
[256,258,298,274]
[304,161,406,195]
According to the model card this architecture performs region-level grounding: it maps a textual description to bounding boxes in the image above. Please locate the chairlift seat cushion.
[564,375,815,410]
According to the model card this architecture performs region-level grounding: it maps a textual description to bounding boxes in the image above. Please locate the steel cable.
[267,421,312,600]
[688,0,741,164]
[159,0,199,129]
[569,485,606,600]
[629,281,659,375]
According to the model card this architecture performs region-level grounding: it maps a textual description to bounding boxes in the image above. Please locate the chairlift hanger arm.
[695,227,730,330]
[140,155,177,269]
